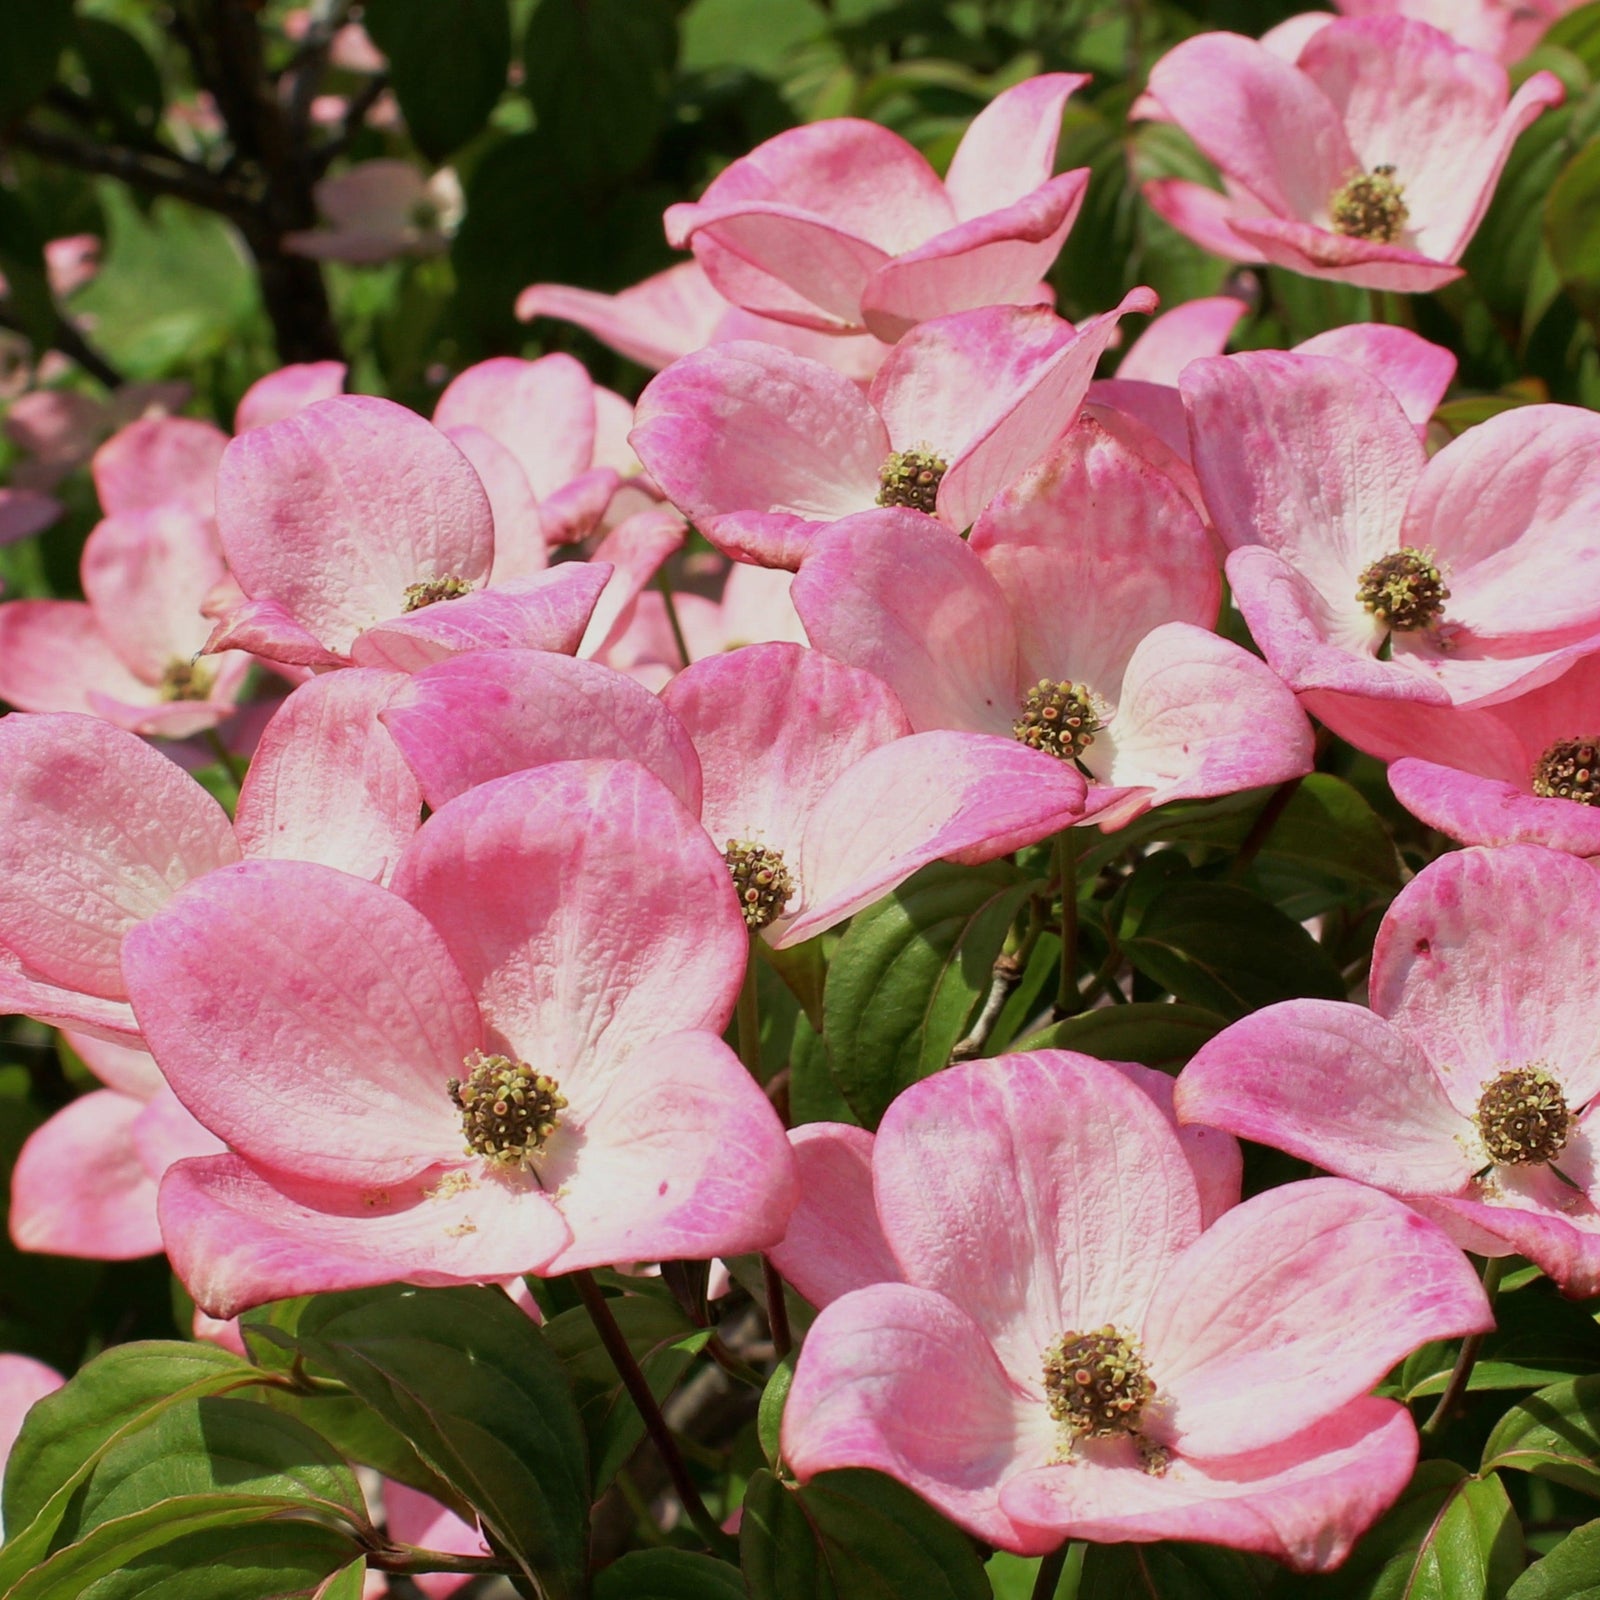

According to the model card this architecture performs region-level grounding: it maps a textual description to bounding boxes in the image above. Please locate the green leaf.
[1509,1519,1600,1598]
[1121,880,1346,1018]
[1081,1542,1276,1597]
[0,1341,270,1590]
[251,1386,469,1518]
[761,936,827,1032]
[0,0,73,125]
[71,185,260,378]
[1545,133,1600,329]
[1390,1275,1600,1401]
[268,1284,590,1600]
[542,1291,712,1490]
[594,1549,747,1600]
[759,1352,796,1466]
[788,1010,858,1126]
[824,862,1035,1126]
[1016,1002,1229,1068]
[1546,5,1600,77]
[741,1468,991,1600]
[315,1559,370,1600]
[522,0,679,184]
[1286,1462,1523,1599]
[62,1396,370,1543]
[1483,1377,1600,1497]
[362,0,512,161]
[73,17,164,140]
[1179,775,1400,890]
[9,1498,361,1600]
[1469,100,1577,327]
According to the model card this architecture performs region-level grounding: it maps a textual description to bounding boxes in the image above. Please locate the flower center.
[1043,1325,1167,1472]
[448,1051,566,1167]
[159,658,213,701]
[403,575,473,612]
[1014,679,1102,764]
[1475,1065,1571,1166]
[723,840,794,932]
[1356,548,1448,633]
[876,447,947,514]
[1331,165,1408,243]
[1532,738,1600,805]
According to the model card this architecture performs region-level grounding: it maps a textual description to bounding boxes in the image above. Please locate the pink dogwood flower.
[630,291,1153,569]
[5,385,194,497]
[0,678,422,1042]
[581,560,807,692]
[1181,350,1600,730]
[660,642,1089,946]
[664,75,1090,341]
[123,759,797,1317]
[1094,307,1455,466]
[234,360,347,433]
[769,1057,1243,1310]
[203,395,610,671]
[0,502,253,737]
[432,355,627,549]
[793,425,1313,829]
[378,640,1086,948]
[284,161,463,264]
[781,1049,1491,1566]
[1178,844,1600,1296]
[10,1029,221,1260]
[1299,1,1582,65]
[1141,17,1562,291]
[1380,649,1600,854]
[517,259,889,385]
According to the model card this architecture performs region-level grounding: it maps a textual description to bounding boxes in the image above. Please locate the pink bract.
[123,760,797,1317]
[665,75,1089,340]
[792,425,1312,829]
[1182,350,1600,723]
[432,354,626,547]
[769,1058,1243,1310]
[1330,0,1583,64]
[204,394,610,669]
[517,259,889,385]
[284,161,463,263]
[660,641,1088,946]
[1142,17,1561,290]
[1299,646,1600,854]
[1178,844,1600,1296]
[10,1030,221,1261]
[0,684,422,1045]
[630,291,1153,569]
[0,503,252,738]
[781,1050,1490,1566]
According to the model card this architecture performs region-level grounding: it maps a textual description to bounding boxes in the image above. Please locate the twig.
[1229,775,1303,879]
[570,1271,738,1560]
[7,120,243,216]
[368,1547,511,1577]
[762,1257,792,1361]
[953,896,1048,1061]
[311,71,391,175]
[1421,1256,1506,1442]
[1053,831,1080,1018]
[1031,1545,1070,1600]
[0,302,122,389]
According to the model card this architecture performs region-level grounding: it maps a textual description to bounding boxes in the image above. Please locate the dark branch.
[6,120,243,216]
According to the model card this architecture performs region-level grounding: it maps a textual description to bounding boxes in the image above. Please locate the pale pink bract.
[1178,845,1600,1296]
[781,1050,1491,1566]
[1142,17,1562,291]
[664,75,1090,340]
